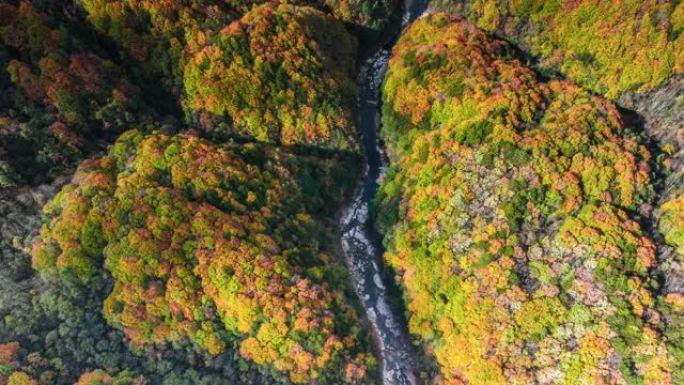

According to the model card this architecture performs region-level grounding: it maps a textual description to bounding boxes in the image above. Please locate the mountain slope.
[377,13,676,384]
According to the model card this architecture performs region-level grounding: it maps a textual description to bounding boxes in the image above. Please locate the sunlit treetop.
[6,372,38,385]
[77,0,362,151]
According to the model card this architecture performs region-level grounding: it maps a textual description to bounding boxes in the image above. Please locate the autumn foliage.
[77,0,237,93]
[0,1,152,186]
[432,0,684,99]
[3,1,382,383]
[182,3,359,149]
[32,131,372,384]
[377,13,676,384]
[77,1,363,150]
[78,0,394,88]
[654,192,684,384]
[74,370,145,385]
[5,372,37,385]
[7,1,684,384]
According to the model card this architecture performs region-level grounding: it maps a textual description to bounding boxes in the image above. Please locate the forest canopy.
[1,1,377,383]
[431,0,684,99]
[0,1,155,186]
[377,13,678,384]
[181,3,359,149]
[2,1,684,385]
[32,130,370,384]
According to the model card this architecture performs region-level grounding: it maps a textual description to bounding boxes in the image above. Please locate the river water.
[339,1,428,384]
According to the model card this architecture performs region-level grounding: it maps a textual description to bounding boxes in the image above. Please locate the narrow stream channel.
[339,1,428,384]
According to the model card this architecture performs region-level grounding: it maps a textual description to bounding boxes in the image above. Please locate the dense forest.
[376,3,684,385]
[1,1,683,385]
[0,0,390,383]
[32,131,369,383]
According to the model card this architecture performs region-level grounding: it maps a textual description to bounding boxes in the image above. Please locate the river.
[339,1,428,384]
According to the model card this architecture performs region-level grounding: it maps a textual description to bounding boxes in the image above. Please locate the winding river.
[339,1,428,384]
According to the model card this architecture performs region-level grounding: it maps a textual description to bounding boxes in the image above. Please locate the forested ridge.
[1,1,684,385]
[32,131,369,383]
[376,4,684,385]
[0,0,393,383]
